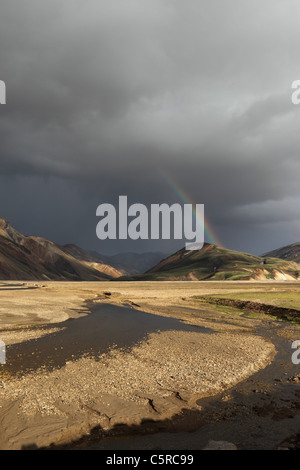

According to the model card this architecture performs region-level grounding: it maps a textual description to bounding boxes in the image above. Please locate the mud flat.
[0,281,300,450]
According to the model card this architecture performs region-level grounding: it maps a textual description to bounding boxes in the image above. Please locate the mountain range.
[0,217,299,281]
[0,217,166,281]
[61,245,166,277]
[94,251,167,275]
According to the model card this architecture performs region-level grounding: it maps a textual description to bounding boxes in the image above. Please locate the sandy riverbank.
[0,281,295,449]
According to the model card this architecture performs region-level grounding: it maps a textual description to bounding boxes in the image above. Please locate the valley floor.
[0,281,300,450]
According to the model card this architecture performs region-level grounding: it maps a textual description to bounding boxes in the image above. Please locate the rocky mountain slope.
[262,242,300,263]
[0,218,113,281]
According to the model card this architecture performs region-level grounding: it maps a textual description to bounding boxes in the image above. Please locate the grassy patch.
[198,291,300,310]
[193,293,300,325]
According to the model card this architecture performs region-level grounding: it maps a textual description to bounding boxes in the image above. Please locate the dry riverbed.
[0,280,299,450]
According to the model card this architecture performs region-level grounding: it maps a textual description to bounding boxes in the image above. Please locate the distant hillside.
[0,218,112,281]
[96,251,167,275]
[122,243,300,281]
[262,242,300,263]
[61,244,127,278]
[62,246,166,276]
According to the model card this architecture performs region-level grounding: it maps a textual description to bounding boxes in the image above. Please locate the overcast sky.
[0,0,300,255]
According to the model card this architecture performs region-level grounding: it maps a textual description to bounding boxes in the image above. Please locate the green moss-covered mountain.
[121,243,300,281]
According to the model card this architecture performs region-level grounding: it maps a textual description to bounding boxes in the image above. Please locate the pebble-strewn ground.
[0,280,298,450]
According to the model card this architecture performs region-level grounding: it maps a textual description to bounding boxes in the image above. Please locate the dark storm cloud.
[0,0,300,254]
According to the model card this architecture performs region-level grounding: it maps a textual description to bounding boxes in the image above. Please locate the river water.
[6,303,210,374]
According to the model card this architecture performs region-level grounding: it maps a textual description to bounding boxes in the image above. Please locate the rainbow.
[157,168,223,247]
